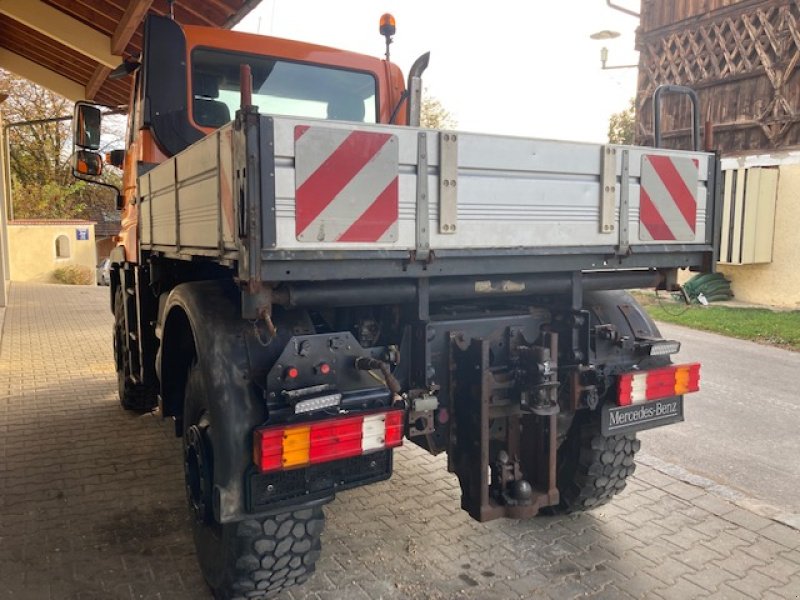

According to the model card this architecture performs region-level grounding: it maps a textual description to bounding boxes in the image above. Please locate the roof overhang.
[0,0,261,108]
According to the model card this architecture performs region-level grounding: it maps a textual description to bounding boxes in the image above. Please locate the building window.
[55,235,70,259]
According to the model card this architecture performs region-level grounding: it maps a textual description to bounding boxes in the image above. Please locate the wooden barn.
[635,0,800,153]
[634,0,800,308]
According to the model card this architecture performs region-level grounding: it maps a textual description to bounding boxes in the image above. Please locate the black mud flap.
[601,396,684,436]
[247,449,393,515]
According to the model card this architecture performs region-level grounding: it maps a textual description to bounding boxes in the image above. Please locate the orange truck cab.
[117,15,408,264]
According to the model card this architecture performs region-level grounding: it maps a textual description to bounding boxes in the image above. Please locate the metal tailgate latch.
[439,131,458,234]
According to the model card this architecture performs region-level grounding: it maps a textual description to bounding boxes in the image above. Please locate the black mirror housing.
[107,149,126,168]
[73,102,102,150]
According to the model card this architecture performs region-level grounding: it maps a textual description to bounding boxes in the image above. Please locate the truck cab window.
[191,48,377,126]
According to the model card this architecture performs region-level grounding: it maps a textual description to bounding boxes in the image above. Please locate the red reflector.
[384,410,404,447]
[309,415,363,464]
[285,366,299,379]
[253,428,283,472]
[647,367,677,399]
[617,373,633,406]
[318,362,331,375]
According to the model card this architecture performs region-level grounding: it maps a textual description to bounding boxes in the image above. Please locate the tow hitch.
[448,329,560,521]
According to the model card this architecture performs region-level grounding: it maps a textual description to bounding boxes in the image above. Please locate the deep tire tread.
[113,286,157,413]
[224,507,324,600]
[554,411,639,514]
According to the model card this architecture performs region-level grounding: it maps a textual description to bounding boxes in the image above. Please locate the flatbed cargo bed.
[138,112,720,282]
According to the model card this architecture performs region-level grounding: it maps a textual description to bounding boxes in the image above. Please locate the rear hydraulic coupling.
[407,389,439,437]
[516,341,560,416]
[354,356,403,399]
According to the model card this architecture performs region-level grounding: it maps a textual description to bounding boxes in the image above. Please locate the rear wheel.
[113,286,157,412]
[551,409,639,514]
[183,363,325,599]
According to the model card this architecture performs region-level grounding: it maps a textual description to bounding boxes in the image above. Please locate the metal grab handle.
[653,84,701,151]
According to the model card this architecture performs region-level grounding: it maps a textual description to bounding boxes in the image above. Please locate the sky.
[235,1,641,143]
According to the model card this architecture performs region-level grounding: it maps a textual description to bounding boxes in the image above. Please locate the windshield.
[191,48,378,128]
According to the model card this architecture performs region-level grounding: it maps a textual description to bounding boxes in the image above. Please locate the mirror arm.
[72,171,124,210]
[388,90,409,124]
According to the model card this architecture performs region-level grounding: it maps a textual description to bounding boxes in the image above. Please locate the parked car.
[96,258,110,286]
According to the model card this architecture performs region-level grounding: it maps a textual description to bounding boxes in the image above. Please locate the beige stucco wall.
[717,164,800,309]
[0,104,9,305]
[8,222,97,284]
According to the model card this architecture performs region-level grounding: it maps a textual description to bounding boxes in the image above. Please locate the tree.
[608,98,636,145]
[421,91,457,130]
[0,70,121,220]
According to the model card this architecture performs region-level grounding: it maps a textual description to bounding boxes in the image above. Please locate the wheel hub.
[184,423,214,523]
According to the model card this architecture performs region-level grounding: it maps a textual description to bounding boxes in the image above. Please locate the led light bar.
[253,409,404,473]
[617,363,700,406]
[649,340,681,356]
[294,392,342,414]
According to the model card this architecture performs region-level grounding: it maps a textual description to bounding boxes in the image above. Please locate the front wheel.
[183,363,325,599]
[550,409,640,514]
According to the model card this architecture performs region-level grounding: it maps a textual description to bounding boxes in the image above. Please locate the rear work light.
[649,340,681,356]
[294,392,342,415]
[253,410,404,473]
[617,363,700,406]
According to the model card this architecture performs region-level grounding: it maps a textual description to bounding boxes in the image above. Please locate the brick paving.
[1,282,799,600]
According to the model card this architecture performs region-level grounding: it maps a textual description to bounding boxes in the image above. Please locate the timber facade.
[635,0,800,308]
[635,0,800,154]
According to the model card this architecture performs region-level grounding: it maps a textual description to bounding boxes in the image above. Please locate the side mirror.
[73,102,102,150]
[72,150,103,177]
[70,108,124,209]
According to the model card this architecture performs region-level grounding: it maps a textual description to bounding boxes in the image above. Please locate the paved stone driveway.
[0,282,798,600]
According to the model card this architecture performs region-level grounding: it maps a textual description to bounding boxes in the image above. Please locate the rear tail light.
[253,409,404,473]
[617,363,700,406]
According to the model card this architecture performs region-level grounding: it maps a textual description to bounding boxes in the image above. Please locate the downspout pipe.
[606,1,639,18]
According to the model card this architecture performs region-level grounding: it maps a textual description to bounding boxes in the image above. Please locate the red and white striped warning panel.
[639,155,699,241]
[294,126,399,243]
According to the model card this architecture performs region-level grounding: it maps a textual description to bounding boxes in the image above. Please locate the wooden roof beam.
[0,49,86,101]
[86,66,112,101]
[112,0,154,55]
[83,0,155,105]
[0,0,118,68]
[226,0,262,28]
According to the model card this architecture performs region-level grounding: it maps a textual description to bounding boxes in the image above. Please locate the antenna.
[167,0,175,20]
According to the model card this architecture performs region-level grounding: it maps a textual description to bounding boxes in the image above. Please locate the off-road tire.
[183,363,324,599]
[551,410,640,514]
[113,286,157,412]
[204,508,324,599]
